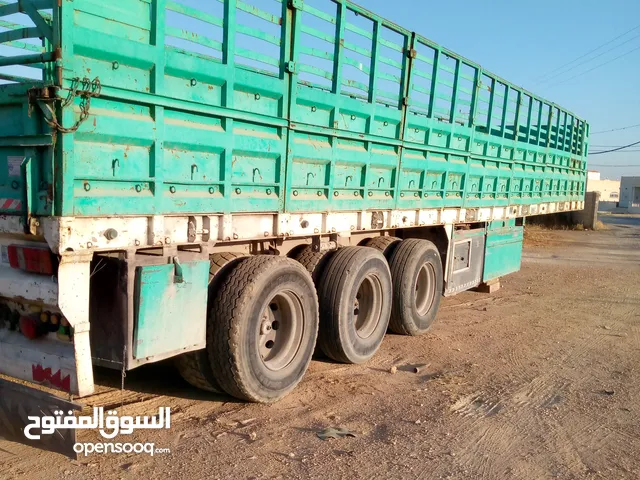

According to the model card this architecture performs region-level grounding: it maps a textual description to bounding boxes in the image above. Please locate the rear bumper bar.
[0,263,58,304]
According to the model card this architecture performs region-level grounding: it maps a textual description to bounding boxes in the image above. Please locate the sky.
[361,0,640,179]
[2,0,639,179]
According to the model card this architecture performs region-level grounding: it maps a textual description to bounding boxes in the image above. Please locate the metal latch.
[285,61,297,74]
[289,0,304,9]
[173,257,184,284]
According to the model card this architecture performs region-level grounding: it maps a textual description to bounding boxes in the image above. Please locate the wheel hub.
[257,291,304,371]
[415,263,436,316]
[353,274,384,339]
[260,316,273,335]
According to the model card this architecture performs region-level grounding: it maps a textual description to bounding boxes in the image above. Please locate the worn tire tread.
[175,352,221,393]
[388,239,442,335]
[209,256,318,403]
[294,247,332,284]
[318,247,391,363]
[318,247,361,363]
[364,236,402,259]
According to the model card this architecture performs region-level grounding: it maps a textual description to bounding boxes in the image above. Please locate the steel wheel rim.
[257,290,304,371]
[353,274,383,339]
[415,263,436,316]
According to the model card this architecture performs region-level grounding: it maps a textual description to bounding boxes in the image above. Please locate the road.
[1,214,639,480]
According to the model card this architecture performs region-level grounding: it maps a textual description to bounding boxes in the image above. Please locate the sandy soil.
[1,214,639,480]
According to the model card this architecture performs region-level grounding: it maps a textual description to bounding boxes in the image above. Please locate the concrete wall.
[587,178,620,212]
[571,192,600,229]
[620,177,640,213]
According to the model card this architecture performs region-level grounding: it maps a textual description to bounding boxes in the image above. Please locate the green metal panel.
[0,0,54,217]
[69,96,287,215]
[288,0,411,140]
[0,0,588,218]
[133,259,209,359]
[397,148,470,209]
[0,82,53,216]
[483,221,524,282]
[54,0,292,216]
[286,127,398,212]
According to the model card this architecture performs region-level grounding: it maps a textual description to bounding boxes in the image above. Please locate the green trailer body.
[0,0,589,447]
[0,0,587,219]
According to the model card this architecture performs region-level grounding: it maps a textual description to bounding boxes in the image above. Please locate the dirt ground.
[1,214,639,480]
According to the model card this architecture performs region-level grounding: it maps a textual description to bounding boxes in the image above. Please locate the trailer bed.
[0,0,587,235]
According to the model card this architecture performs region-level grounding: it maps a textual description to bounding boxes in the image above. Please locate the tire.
[293,246,333,284]
[317,247,392,364]
[293,246,335,358]
[388,239,443,336]
[175,252,247,393]
[207,252,248,284]
[286,244,310,260]
[364,236,402,259]
[175,352,222,394]
[209,256,319,403]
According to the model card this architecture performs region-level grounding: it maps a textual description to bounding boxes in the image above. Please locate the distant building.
[587,170,601,181]
[620,177,640,213]
[586,171,620,211]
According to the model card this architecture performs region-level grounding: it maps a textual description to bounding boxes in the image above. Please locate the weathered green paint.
[133,260,209,359]
[483,221,524,282]
[0,0,588,217]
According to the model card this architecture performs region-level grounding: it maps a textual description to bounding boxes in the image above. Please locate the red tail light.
[7,245,55,275]
[19,316,45,339]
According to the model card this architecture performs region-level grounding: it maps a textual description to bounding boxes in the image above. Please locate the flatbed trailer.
[0,0,587,455]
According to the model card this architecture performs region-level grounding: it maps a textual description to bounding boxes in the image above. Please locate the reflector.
[7,246,55,275]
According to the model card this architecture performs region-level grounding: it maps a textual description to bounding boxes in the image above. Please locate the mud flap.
[0,378,81,458]
[483,220,524,281]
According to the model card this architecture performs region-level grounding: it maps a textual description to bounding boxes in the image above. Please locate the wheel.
[174,352,222,393]
[293,246,333,284]
[286,244,310,260]
[175,252,247,393]
[293,246,335,358]
[388,239,443,336]
[363,236,402,259]
[209,256,319,403]
[317,247,392,364]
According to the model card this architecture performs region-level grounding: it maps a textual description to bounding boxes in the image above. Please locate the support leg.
[57,253,94,397]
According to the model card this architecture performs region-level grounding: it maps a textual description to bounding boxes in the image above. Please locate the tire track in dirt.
[437,396,549,480]
[511,376,568,409]
[439,312,620,480]
[440,377,585,480]
[505,346,531,379]
[536,413,627,478]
